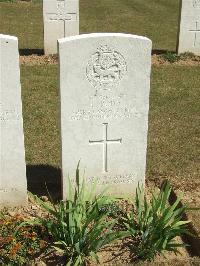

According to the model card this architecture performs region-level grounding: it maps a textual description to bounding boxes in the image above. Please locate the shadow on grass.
[152,49,175,55]
[26,164,61,201]
[19,49,44,56]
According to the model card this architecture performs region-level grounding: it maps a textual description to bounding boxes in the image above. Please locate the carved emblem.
[86,45,127,92]
[193,0,200,8]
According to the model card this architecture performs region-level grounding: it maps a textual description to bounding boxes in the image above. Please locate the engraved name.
[69,94,141,121]
[46,0,77,22]
[46,13,77,21]
[69,106,141,121]
[0,110,21,122]
[0,188,18,193]
[88,174,136,185]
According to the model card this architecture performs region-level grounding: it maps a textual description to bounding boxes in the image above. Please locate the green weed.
[161,51,179,63]
[123,183,190,261]
[18,164,128,265]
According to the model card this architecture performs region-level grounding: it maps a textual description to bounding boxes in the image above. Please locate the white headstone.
[0,34,27,208]
[178,0,200,55]
[58,33,152,198]
[43,0,79,55]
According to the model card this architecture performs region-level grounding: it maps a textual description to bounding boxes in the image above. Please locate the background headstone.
[0,34,27,208]
[43,0,79,55]
[59,33,152,198]
[178,0,200,55]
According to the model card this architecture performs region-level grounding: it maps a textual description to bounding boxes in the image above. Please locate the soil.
[94,237,190,265]
[19,54,200,66]
[20,55,58,66]
[2,181,197,266]
[151,54,200,66]
[170,177,200,237]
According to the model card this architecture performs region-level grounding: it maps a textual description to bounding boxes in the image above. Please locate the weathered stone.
[0,34,27,208]
[58,33,152,198]
[43,0,79,55]
[178,0,200,55]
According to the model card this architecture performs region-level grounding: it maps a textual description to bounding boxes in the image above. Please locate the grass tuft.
[17,164,128,265]
[122,182,190,261]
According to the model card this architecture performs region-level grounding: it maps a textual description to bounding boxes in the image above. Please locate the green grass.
[21,63,200,237]
[81,0,180,51]
[149,66,200,238]
[0,0,179,51]
[0,1,43,49]
[21,65,200,183]
[148,66,199,181]
[21,65,60,166]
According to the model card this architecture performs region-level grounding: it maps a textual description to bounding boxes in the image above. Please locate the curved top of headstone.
[0,34,17,41]
[58,33,152,44]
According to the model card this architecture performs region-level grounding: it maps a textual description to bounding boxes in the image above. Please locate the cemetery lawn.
[0,0,43,50]
[20,63,200,238]
[149,65,200,240]
[0,0,179,51]
[1,0,199,262]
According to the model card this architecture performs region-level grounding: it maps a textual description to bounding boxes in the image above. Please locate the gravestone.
[43,0,79,55]
[0,34,27,207]
[178,0,200,55]
[58,33,152,198]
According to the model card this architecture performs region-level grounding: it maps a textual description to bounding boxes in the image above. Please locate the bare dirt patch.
[152,54,200,66]
[20,55,58,66]
[93,237,190,265]
[20,54,200,66]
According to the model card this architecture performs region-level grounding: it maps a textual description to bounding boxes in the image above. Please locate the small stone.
[8,211,16,217]
[34,261,46,266]
[31,205,37,210]
[28,195,35,204]
[40,196,48,202]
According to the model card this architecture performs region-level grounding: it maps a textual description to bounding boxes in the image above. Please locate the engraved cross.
[46,0,77,37]
[189,21,200,47]
[89,123,122,173]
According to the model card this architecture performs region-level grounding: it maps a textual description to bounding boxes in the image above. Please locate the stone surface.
[43,0,79,55]
[59,33,152,198]
[178,0,200,55]
[0,34,27,208]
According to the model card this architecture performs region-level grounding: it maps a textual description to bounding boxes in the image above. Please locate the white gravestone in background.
[59,34,152,198]
[0,35,27,207]
[43,0,79,55]
[178,0,200,55]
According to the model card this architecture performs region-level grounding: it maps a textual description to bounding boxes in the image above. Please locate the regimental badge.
[86,45,127,93]
[193,0,200,8]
